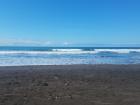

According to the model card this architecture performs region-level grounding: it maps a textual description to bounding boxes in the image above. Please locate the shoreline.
[0,63,140,67]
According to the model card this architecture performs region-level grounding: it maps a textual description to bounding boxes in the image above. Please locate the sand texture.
[0,65,140,105]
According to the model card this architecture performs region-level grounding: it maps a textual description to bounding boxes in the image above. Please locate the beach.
[0,65,140,105]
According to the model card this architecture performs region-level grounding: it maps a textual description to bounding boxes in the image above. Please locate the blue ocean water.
[0,46,140,66]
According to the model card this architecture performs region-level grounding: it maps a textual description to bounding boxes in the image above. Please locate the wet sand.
[0,64,140,105]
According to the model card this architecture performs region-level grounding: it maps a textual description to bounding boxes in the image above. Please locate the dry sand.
[0,64,140,105]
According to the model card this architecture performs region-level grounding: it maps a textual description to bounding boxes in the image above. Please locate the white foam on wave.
[52,49,83,52]
[94,49,140,53]
[0,49,140,55]
[0,50,95,54]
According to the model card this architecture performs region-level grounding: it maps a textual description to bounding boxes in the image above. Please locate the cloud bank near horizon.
[0,39,72,46]
[0,39,140,47]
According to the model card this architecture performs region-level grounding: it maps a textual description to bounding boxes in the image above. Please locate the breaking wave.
[0,49,140,55]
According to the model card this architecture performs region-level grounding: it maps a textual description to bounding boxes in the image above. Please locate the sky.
[0,0,140,46]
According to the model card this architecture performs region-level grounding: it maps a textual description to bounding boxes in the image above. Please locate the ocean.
[0,46,140,66]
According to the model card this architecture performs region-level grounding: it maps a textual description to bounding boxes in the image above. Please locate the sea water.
[0,46,140,66]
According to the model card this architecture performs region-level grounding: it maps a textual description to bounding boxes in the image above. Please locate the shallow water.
[0,46,140,66]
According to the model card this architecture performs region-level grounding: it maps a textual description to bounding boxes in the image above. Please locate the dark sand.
[0,65,140,105]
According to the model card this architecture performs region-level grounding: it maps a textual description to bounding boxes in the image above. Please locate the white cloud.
[0,39,74,46]
[63,42,69,45]
[0,39,52,46]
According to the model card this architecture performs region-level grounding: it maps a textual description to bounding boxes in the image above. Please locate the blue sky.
[0,0,140,46]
